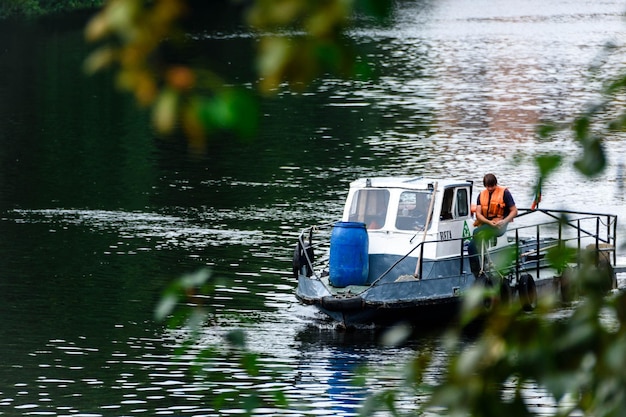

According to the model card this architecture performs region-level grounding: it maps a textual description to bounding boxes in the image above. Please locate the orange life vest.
[474,186,507,226]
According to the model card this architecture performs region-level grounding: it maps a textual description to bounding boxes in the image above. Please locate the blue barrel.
[329,222,369,287]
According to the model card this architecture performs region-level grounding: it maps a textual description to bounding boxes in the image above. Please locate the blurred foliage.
[247,0,390,91]
[84,0,391,152]
[362,250,623,417]
[81,1,626,416]
[155,269,289,415]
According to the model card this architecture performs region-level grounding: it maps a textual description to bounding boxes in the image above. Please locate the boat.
[292,177,618,327]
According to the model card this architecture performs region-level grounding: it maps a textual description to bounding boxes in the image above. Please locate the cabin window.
[348,189,389,229]
[440,188,454,220]
[440,187,469,220]
[396,191,431,230]
[456,188,469,217]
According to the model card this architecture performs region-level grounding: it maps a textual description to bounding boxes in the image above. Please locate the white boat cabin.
[342,177,478,262]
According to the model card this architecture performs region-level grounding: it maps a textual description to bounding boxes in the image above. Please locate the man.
[468,173,518,277]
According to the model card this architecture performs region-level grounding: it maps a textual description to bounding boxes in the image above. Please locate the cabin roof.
[349,177,473,190]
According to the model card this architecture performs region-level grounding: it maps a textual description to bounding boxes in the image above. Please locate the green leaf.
[226,329,247,347]
[197,89,258,139]
[152,88,179,135]
[536,122,558,138]
[243,393,260,414]
[154,294,178,322]
[574,137,606,176]
[380,322,412,346]
[573,116,590,141]
[535,154,562,177]
[179,268,211,289]
[241,352,260,376]
[546,245,577,271]
[607,113,626,131]
[605,73,626,94]
[272,389,288,407]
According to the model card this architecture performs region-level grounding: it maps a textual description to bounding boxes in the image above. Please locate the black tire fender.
[518,273,537,311]
[597,251,617,292]
[500,278,512,304]
[292,242,302,278]
[292,241,315,278]
[559,267,576,303]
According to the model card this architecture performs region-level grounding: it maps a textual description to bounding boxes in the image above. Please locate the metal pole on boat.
[459,238,464,276]
[413,182,438,279]
[577,219,581,269]
[515,228,520,280]
[595,216,600,267]
[612,214,617,266]
[536,223,540,279]
[558,219,563,274]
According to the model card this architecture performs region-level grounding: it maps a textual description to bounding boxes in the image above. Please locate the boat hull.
[296,270,561,327]
[295,264,476,327]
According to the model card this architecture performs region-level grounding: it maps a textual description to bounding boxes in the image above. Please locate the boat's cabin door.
[436,186,473,257]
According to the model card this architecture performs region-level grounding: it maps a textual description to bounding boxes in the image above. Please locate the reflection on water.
[11,208,265,252]
[1,0,626,415]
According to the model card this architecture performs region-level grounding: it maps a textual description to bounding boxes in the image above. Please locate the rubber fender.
[500,278,512,304]
[597,252,617,292]
[559,267,576,303]
[292,242,302,279]
[473,271,493,288]
[518,273,537,311]
[292,242,315,278]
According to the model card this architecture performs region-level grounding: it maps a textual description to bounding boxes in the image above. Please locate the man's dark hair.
[483,173,498,187]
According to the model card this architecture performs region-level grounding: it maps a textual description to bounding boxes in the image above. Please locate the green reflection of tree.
[84,0,392,153]
[0,0,102,19]
[84,1,626,416]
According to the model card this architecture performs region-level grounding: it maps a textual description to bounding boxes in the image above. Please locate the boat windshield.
[395,191,432,231]
[348,189,390,229]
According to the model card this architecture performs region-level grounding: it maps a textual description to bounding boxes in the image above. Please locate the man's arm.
[476,205,493,225]
[501,205,518,226]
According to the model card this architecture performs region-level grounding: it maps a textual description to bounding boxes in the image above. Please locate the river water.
[1,0,626,416]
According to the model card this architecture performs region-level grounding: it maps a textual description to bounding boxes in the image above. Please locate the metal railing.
[295,209,618,285]
[512,208,617,278]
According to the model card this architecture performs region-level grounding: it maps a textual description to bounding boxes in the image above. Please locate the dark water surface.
[1,1,626,415]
